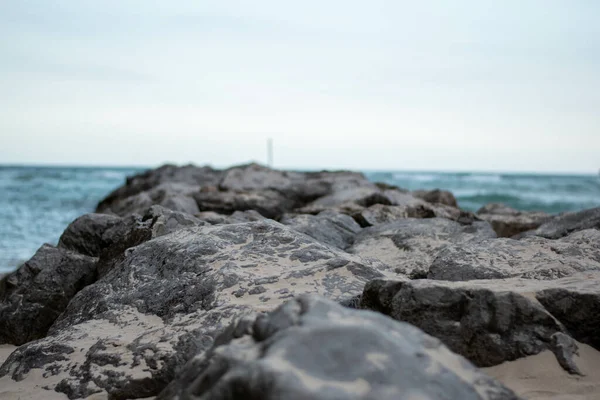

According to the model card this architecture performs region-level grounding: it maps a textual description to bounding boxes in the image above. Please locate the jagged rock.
[280,210,362,250]
[535,206,600,239]
[413,189,458,208]
[353,203,477,227]
[193,188,296,219]
[103,182,201,216]
[361,272,600,370]
[476,203,551,238]
[195,210,265,225]
[348,218,496,278]
[536,275,600,349]
[96,205,206,278]
[96,165,223,214]
[0,245,97,345]
[58,213,122,257]
[428,229,600,281]
[1,220,389,398]
[158,294,520,400]
[220,163,376,204]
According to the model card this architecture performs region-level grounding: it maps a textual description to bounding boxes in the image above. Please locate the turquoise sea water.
[1,165,599,272]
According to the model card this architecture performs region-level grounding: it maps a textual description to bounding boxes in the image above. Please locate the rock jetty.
[1,163,599,400]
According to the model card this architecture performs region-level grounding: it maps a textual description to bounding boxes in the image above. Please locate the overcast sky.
[1,1,599,172]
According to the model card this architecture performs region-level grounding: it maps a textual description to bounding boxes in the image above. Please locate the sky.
[1,1,599,173]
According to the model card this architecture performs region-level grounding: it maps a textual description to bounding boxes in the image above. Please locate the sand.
[0,344,16,366]
[484,342,600,400]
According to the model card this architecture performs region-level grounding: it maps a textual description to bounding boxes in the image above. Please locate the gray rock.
[0,245,97,345]
[349,218,496,278]
[193,188,296,219]
[428,229,600,281]
[280,210,362,250]
[96,205,206,278]
[536,274,600,349]
[361,272,600,371]
[96,164,223,214]
[158,294,520,400]
[413,189,459,208]
[2,220,389,398]
[354,203,478,227]
[535,206,600,239]
[58,213,122,257]
[220,163,376,204]
[476,203,551,238]
[195,210,266,225]
[103,182,201,216]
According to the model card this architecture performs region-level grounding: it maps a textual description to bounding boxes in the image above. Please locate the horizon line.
[0,162,597,177]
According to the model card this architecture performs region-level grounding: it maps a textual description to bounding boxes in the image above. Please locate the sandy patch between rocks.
[484,342,600,400]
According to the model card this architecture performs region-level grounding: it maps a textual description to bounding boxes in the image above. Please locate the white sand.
[484,342,600,400]
[0,344,16,366]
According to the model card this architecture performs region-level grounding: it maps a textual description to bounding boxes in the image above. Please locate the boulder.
[361,274,600,372]
[158,294,520,400]
[220,163,377,203]
[476,203,551,238]
[96,165,223,214]
[102,182,201,217]
[193,188,296,219]
[58,213,123,257]
[413,188,459,208]
[428,229,600,281]
[1,220,389,398]
[348,218,496,278]
[535,206,600,239]
[280,210,362,250]
[0,245,97,345]
[354,203,477,227]
[195,210,266,225]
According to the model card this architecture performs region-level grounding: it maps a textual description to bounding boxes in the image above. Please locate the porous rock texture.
[158,294,520,400]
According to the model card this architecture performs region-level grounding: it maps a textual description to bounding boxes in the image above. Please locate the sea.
[1,165,599,273]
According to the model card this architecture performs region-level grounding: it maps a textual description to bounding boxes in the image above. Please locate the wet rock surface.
[158,295,520,400]
[2,163,599,399]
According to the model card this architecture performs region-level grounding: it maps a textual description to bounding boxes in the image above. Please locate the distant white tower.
[267,138,274,167]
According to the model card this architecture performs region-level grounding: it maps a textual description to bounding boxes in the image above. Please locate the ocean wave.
[461,174,503,184]
[392,173,440,182]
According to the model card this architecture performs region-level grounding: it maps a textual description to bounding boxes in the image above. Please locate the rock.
[58,213,122,257]
[280,210,362,250]
[536,276,600,349]
[476,203,551,238]
[158,294,520,400]
[0,245,97,345]
[96,165,223,214]
[220,163,377,203]
[1,220,389,398]
[96,205,206,278]
[535,206,600,239]
[348,218,496,278]
[428,229,600,281]
[103,182,201,216]
[353,203,478,227]
[361,272,600,371]
[413,189,459,208]
[193,188,296,219]
[195,210,265,225]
